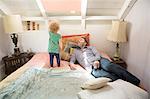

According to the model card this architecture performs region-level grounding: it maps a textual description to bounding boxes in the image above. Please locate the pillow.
[60,51,71,61]
[81,77,111,90]
[70,48,75,55]
[61,33,90,61]
[64,42,79,53]
[61,42,78,61]
[62,33,90,51]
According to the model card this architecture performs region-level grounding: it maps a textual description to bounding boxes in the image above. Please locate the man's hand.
[69,63,76,70]
[93,61,100,69]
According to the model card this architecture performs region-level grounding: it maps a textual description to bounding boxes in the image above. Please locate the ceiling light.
[70,10,76,14]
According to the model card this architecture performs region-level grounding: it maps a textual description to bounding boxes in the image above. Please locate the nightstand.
[2,52,35,75]
[112,58,127,69]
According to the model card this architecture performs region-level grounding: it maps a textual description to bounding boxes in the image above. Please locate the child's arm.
[59,38,62,50]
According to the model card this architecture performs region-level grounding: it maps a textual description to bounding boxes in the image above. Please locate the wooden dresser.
[2,52,35,75]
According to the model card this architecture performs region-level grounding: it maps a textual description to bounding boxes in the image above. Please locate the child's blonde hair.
[49,20,60,33]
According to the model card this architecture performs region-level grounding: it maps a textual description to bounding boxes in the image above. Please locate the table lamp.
[107,20,127,61]
[3,15,23,55]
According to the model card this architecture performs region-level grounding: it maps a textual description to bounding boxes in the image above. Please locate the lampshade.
[3,15,23,33]
[107,20,127,43]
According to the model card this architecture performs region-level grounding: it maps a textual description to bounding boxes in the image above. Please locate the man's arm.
[90,46,101,62]
[69,50,77,70]
[59,38,62,50]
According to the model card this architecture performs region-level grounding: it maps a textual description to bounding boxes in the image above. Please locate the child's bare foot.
[57,64,60,67]
[49,65,53,68]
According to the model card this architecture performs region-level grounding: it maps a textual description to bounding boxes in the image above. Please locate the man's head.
[78,37,87,48]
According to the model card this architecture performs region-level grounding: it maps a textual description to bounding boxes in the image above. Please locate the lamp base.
[113,56,120,61]
[113,43,120,61]
[13,47,20,56]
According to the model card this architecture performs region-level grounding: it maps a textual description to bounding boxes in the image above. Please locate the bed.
[0,53,148,99]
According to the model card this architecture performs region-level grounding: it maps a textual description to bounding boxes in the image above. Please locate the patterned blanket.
[0,67,93,99]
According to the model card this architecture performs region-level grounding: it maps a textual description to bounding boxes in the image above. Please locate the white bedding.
[0,67,94,99]
[78,79,149,99]
[0,54,148,99]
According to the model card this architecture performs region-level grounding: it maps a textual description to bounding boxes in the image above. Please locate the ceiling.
[0,0,136,21]
[87,0,125,16]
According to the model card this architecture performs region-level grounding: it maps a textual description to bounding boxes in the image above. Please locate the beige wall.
[0,18,10,80]
[20,20,115,56]
[0,18,9,61]
[0,0,149,95]
[122,0,150,93]
[0,17,115,79]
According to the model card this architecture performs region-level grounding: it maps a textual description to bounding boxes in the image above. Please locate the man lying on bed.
[69,37,140,86]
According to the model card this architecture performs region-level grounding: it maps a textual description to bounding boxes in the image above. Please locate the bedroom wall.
[20,20,115,56]
[0,17,11,80]
[0,15,116,80]
[121,0,150,93]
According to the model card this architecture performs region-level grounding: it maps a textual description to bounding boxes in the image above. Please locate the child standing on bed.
[48,20,62,67]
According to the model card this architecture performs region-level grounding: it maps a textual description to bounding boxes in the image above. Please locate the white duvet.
[0,67,93,99]
[78,79,149,99]
[0,65,148,99]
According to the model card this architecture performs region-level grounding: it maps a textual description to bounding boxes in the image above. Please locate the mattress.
[78,79,149,99]
[0,52,72,89]
[0,53,148,99]
[0,67,94,99]
[0,53,94,99]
